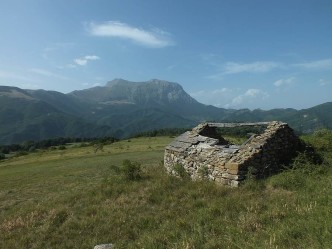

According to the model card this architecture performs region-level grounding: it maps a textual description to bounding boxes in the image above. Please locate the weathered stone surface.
[164,121,303,187]
[94,244,113,249]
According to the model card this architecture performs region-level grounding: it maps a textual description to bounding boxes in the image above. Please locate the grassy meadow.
[0,133,331,248]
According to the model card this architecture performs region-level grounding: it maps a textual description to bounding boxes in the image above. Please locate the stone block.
[94,244,113,249]
[230,180,240,187]
[227,169,239,175]
[225,162,240,170]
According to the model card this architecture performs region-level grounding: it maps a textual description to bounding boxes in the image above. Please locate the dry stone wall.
[164,121,303,187]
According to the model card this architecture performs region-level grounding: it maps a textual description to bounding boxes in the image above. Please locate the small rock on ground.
[94,244,113,249]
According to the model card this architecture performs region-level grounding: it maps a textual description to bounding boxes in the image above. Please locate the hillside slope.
[0,80,331,144]
[0,86,111,144]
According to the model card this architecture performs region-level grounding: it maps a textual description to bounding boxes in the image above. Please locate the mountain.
[0,80,331,144]
[0,86,111,144]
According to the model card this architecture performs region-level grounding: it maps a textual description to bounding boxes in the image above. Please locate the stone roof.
[166,121,275,153]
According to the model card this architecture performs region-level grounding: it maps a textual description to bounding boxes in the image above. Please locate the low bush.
[303,129,332,152]
[268,171,306,191]
[15,151,28,157]
[122,160,142,181]
[58,145,66,150]
[173,163,189,178]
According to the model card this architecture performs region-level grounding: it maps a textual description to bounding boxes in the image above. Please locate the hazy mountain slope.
[70,79,197,106]
[26,89,91,115]
[70,79,232,122]
[0,86,111,144]
[283,102,332,133]
[0,81,331,144]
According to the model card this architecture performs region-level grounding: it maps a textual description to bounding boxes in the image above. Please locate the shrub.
[58,145,66,150]
[28,146,36,152]
[303,129,332,152]
[291,152,320,174]
[173,163,189,178]
[122,160,141,181]
[268,171,306,191]
[15,151,28,157]
[198,165,209,178]
[94,143,104,153]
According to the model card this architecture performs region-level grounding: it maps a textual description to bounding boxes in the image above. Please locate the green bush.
[198,165,209,178]
[15,151,28,157]
[58,145,66,150]
[303,129,332,152]
[173,163,189,178]
[122,160,142,181]
[268,171,306,191]
[291,152,322,174]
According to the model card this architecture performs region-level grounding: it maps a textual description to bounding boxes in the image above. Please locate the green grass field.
[0,134,331,249]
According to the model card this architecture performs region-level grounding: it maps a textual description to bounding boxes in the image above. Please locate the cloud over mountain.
[74,55,100,66]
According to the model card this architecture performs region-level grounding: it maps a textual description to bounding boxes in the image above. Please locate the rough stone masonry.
[164,121,303,187]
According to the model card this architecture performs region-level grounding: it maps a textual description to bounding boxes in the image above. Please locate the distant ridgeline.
[0,81,331,144]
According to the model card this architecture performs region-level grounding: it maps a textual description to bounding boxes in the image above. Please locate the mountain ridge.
[0,79,331,144]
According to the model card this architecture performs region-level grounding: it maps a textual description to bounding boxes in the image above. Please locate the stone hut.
[164,121,303,187]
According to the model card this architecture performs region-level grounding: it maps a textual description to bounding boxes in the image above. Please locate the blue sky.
[0,0,331,110]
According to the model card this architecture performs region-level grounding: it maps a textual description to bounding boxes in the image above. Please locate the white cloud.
[294,59,332,70]
[274,77,296,87]
[230,89,269,107]
[212,88,228,94]
[208,58,332,79]
[222,61,280,74]
[319,79,330,86]
[190,88,229,98]
[74,55,100,66]
[190,90,206,98]
[87,21,174,48]
[190,87,270,109]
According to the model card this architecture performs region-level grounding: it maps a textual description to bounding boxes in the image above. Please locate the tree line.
[0,136,118,154]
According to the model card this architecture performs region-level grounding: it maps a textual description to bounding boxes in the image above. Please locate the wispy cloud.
[274,77,296,87]
[0,70,37,82]
[208,61,281,79]
[222,61,281,74]
[230,89,269,107]
[92,83,102,87]
[225,61,281,74]
[319,79,330,86]
[294,59,332,70]
[29,68,70,80]
[42,42,76,60]
[206,58,332,80]
[190,88,229,98]
[87,21,174,48]
[74,55,100,66]
[190,87,270,109]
